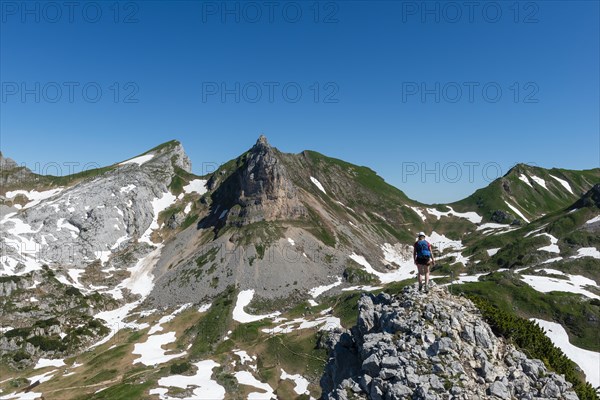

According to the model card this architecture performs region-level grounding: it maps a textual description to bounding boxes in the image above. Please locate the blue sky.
[1,0,598,203]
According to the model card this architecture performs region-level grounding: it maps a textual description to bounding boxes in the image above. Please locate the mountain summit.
[205,135,307,227]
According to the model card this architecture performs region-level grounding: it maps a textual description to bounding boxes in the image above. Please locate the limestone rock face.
[320,283,579,400]
[206,135,307,226]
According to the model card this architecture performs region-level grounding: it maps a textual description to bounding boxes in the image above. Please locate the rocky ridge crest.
[321,284,578,400]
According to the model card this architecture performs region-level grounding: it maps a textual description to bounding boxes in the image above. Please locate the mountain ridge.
[0,136,598,399]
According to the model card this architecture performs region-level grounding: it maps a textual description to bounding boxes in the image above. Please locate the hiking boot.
[418,284,423,292]
[424,284,429,293]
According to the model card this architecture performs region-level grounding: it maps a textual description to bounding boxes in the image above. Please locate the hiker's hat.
[418,232,426,237]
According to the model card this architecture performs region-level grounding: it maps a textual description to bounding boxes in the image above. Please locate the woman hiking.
[414,232,435,292]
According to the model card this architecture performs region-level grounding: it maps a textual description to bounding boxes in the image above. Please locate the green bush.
[26,336,67,352]
[170,362,191,374]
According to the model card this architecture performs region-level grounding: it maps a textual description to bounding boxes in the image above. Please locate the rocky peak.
[0,151,19,170]
[133,140,192,173]
[205,136,306,227]
[254,134,270,150]
[320,284,578,400]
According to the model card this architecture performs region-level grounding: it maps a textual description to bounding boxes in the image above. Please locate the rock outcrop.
[0,141,190,273]
[321,283,578,400]
[205,135,307,227]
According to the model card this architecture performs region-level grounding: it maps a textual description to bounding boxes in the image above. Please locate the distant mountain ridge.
[0,136,598,399]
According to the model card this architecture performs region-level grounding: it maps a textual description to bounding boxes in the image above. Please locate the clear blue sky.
[1,1,598,203]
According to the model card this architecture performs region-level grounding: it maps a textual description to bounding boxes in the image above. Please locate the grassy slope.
[452,164,600,222]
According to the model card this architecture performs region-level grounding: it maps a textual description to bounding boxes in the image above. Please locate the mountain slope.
[452,164,600,224]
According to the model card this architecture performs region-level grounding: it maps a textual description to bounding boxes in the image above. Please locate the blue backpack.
[416,240,431,257]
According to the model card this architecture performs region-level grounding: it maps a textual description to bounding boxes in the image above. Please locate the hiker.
[414,232,435,292]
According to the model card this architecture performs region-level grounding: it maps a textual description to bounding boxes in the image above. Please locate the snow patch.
[487,248,501,256]
[235,371,276,400]
[90,301,150,349]
[150,360,226,400]
[407,206,427,221]
[233,290,281,323]
[349,253,415,284]
[120,184,136,193]
[535,233,560,254]
[428,231,464,251]
[119,154,154,166]
[504,201,530,223]
[287,238,295,246]
[521,273,599,300]
[476,223,511,232]
[425,206,482,224]
[549,175,573,194]
[585,215,600,225]
[28,370,56,385]
[5,188,64,210]
[308,277,343,298]
[531,319,600,388]
[280,370,310,396]
[571,247,600,260]
[34,358,65,369]
[132,332,187,366]
[518,174,533,188]
[263,316,342,334]
[183,179,208,195]
[310,177,326,194]
[199,303,212,313]
[542,257,563,264]
[342,285,383,292]
[530,175,547,190]
[139,192,178,245]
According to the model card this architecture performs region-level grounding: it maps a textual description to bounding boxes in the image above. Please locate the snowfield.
[233,290,281,323]
[531,319,600,388]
